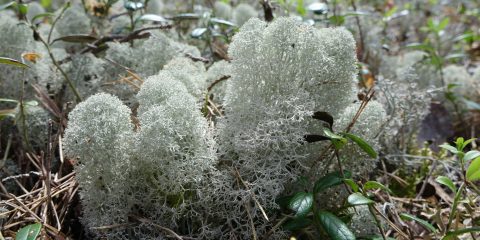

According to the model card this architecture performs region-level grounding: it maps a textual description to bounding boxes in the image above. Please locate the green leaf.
[464,150,480,162]
[405,43,434,53]
[139,14,168,22]
[435,176,457,193]
[342,133,377,158]
[0,57,29,68]
[444,53,465,61]
[466,157,480,182]
[18,3,28,15]
[283,217,312,231]
[15,223,42,240]
[51,35,98,44]
[191,28,208,39]
[438,17,449,31]
[442,227,480,240]
[363,181,392,193]
[288,192,313,217]
[40,0,52,8]
[323,128,347,149]
[463,138,476,149]
[124,1,143,11]
[439,143,458,154]
[0,1,16,11]
[31,13,55,23]
[455,137,465,150]
[347,193,374,206]
[453,33,474,42]
[383,6,397,18]
[316,211,356,240]
[344,179,359,193]
[210,18,236,27]
[0,98,19,103]
[447,83,459,90]
[329,15,345,25]
[314,171,351,194]
[399,213,437,233]
[296,0,306,16]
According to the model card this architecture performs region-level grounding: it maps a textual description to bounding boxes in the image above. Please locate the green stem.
[445,182,465,234]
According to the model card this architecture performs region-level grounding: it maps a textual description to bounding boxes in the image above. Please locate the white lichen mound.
[105,33,201,79]
[212,17,363,238]
[63,93,134,235]
[64,67,216,238]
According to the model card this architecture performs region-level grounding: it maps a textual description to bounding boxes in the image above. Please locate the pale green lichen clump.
[64,16,387,239]
[63,93,134,234]
[211,17,378,238]
[64,60,215,238]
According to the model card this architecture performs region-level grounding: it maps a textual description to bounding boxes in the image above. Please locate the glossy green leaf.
[283,217,312,231]
[464,150,480,162]
[443,227,480,240]
[347,193,374,206]
[191,28,208,38]
[139,14,168,22]
[210,18,236,27]
[399,213,437,233]
[435,176,457,193]
[344,179,359,193]
[455,137,464,150]
[15,223,42,240]
[288,192,313,217]
[316,211,356,240]
[323,128,347,149]
[124,1,143,11]
[0,57,29,68]
[463,138,476,149]
[314,171,351,194]
[467,157,480,182]
[439,143,458,154]
[343,133,377,158]
[363,181,392,193]
[0,1,16,11]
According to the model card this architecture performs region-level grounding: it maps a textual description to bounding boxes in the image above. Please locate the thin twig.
[207,75,230,92]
